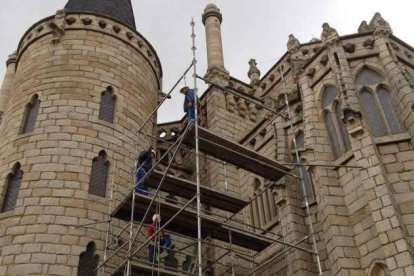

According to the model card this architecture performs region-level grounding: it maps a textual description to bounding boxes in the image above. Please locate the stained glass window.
[378,88,406,134]
[357,68,384,86]
[357,69,406,137]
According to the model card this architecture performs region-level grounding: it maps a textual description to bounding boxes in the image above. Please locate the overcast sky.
[1,1,413,123]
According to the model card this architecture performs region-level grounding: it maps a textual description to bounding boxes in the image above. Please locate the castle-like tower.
[0,0,161,274]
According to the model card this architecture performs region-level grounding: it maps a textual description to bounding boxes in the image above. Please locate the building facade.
[0,1,414,276]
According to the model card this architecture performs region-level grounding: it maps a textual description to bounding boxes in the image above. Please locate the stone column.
[0,52,17,124]
[202,3,225,71]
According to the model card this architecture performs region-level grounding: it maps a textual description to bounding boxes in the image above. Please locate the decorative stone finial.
[321,23,339,42]
[358,21,373,33]
[287,34,300,53]
[48,10,66,44]
[248,59,261,86]
[369,12,392,35]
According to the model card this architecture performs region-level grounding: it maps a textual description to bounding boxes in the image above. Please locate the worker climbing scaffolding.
[95,12,326,276]
[147,214,175,264]
[135,147,156,195]
[180,86,196,123]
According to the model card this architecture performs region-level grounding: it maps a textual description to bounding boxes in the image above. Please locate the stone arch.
[357,83,376,95]
[314,77,338,113]
[319,85,351,159]
[368,260,389,276]
[352,61,388,82]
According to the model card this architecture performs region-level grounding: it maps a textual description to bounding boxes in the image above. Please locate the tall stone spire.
[64,0,136,29]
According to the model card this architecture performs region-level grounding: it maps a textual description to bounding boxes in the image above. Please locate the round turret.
[0,4,161,275]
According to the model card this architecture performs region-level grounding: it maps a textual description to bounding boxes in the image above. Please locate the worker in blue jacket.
[180,86,195,123]
[135,147,156,195]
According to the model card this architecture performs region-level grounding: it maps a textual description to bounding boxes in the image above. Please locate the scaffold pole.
[190,17,203,276]
[279,66,323,275]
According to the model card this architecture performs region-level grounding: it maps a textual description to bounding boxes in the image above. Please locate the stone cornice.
[5,53,17,66]
[202,7,223,25]
[15,11,162,88]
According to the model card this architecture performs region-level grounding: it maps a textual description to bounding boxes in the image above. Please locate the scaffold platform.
[111,193,273,252]
[182,126,290,181]
[146,170,248,213]
[113,262,185,276]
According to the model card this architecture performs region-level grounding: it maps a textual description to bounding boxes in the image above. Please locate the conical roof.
[65,0,136,29]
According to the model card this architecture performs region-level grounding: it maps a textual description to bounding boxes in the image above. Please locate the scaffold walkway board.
[146,170,248,213]
[182,126,290,181]
[113,262,185,276]
[112,193,273,252]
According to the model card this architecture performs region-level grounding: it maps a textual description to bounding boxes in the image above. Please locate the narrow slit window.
[77,242,99,276]
[21,94,40,133]
[1,163,23,212]
[88,151,109,197]
[98,86,116,123]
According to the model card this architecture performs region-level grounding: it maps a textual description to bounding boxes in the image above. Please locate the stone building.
[1,1,414,275]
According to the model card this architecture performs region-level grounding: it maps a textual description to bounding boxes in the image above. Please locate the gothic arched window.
[88,151,109,197]
[77,241,99,276]
[321,86,351,159]
[21,94,40,133]
[1,163,23,212]
[98,86,116,123]
[357,68,406,137]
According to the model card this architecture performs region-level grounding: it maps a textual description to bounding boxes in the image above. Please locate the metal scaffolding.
[91,18,335,276]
